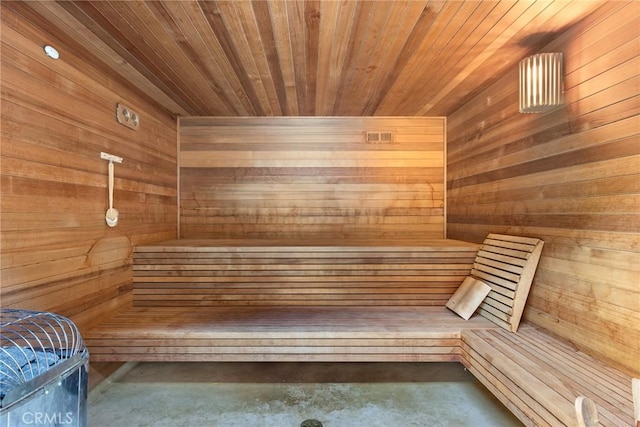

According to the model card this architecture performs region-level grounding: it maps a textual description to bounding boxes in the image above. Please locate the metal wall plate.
[116,103,139,130]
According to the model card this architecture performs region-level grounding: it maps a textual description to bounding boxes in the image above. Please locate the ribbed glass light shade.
[519,52,563,113]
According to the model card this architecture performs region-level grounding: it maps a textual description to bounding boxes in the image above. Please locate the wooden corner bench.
[462,326,634,426]
[83,235,636,426]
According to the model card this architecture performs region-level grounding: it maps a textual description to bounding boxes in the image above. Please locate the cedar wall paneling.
[179,117,445,240]
[0,4,178,333]
[447,3,639,375]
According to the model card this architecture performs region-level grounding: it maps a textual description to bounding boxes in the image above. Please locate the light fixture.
[43,45,59,60]
[519,52,563,113]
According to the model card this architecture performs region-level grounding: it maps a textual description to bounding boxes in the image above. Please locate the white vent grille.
[364,131,394,144]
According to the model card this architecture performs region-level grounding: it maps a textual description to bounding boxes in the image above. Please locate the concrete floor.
[88,362,523,427]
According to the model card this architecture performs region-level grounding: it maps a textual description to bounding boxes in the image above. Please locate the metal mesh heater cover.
[0,309,89,426]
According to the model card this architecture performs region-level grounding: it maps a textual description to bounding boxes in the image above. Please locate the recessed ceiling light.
[43,45,59,60]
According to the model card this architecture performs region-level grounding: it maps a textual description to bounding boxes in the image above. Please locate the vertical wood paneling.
[0,3,178,333]
[179,117,445,240]
[447,2,639,375]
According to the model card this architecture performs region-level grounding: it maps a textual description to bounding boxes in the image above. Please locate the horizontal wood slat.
[0,5,177,333]
[179,117,445,240]
[132,239,479,307]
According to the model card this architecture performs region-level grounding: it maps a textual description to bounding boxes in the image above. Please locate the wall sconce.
[519,52,563,113]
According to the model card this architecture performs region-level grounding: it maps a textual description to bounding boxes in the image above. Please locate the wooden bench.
[84,305,496,362]
[131,238,479,307]
[84,235,636,426]
[462,326,635,427]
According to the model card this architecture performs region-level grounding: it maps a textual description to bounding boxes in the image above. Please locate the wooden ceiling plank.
[548,3,638,89]
[385,0,502,116]
[197,0,265,116]
[269,0,300,116]
[181,1,255,115]
[315,0,340,116]
[316,0,358,116]
[234,0,285,116]
[21,1,190,117]
[89,0,213,116]
[367,1,446,116]
[406,1,501,108]
[359,0,430,116]
[286,0,311,115]
[331,0,377,115]
[334,0,402,116]
[375,0,467,115]
[92,1,210,115]
[304,0,321,116]
[250,0,288,115]
[160,1,251,116]
[416,1,520,117]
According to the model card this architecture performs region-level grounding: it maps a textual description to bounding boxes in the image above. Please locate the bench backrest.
[471,233,544,332]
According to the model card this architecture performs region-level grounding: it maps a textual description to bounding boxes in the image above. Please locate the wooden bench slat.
[480,298,514,315]
[482,241,534,256]
[484,291,515,306]
[478,245,532,261]
[471,268,519,291]
[488,233,544,246]
[476,250,528,267]
[477,306,511,323]
[472,262,521,283]
[475,256,526,275]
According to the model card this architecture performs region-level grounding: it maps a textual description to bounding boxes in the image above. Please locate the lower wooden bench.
[84,305,636,426]
[85,234,635,426]
[85,305,495,362]
[461,327,635,427]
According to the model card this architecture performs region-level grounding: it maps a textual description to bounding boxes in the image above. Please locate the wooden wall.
[447,2,639,375]
[0,3,178,333]
[179,117,445,240]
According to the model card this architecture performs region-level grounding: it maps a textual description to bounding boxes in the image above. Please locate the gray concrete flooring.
[88,362,523,427]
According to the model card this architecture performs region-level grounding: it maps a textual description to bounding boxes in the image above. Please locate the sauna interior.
[1,1,638,425]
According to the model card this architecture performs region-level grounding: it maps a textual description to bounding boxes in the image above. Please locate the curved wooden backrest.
[471,233,544,332]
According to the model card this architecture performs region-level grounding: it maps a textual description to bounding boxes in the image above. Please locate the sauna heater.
[0,309,89,427]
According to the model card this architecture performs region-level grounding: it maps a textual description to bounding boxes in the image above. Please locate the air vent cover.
[364,131,394,144]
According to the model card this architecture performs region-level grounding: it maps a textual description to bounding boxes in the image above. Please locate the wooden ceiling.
[16,0,605,117]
